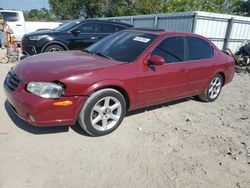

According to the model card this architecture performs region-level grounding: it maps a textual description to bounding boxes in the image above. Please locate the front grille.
[4,70,21,91]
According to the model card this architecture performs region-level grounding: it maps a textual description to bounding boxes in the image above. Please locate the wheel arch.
[217,72,225,86]
[97,86,130,111]
[84,80,133,111]
[41,41,69,52]
[202,71,226,93]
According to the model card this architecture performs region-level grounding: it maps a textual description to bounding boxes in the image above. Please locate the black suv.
[22,19,132,56]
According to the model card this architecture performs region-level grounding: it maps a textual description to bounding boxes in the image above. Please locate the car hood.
[14,51,125,82]
[24,29,56,37]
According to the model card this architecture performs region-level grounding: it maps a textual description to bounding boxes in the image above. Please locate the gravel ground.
[0,60,250,188]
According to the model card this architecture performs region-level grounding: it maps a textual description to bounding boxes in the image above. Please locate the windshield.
[54,20,80,32]
[86,31,157,62]
[1,12,19,22]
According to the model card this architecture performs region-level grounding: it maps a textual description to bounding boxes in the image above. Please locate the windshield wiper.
[83,49,95,55]
[94,52,113,60]
[83,49,113,60]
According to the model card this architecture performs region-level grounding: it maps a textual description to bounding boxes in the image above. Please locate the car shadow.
[4,97,200,136]
[4,100,69,135]
[70,123,92,137]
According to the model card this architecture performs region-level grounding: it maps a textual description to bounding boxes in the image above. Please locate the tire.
[199,74,223,102]
[78,88,127,136]
[44,44,64,52]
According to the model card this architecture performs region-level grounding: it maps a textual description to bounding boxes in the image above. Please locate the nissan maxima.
[4,29,235,136]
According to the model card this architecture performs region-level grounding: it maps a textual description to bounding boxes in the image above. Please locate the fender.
[41,41,69,52]
[84,79,137,111]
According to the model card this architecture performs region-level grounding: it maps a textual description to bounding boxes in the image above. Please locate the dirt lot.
[0,61,250,188]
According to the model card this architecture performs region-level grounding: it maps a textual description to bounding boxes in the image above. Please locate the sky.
[0,0,49,11]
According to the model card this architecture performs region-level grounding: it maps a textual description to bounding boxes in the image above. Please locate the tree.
[49,0,84,19]
[100,0,134,17]
[165,0,220,13]
[132,0,167,15]
[49,0,132,18]
[82,0,102,18]
[48,0,249,19]
[232,0,250,16]
[24,8,56,21]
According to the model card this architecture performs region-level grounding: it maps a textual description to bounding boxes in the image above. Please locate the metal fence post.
[223,18,234,50]
[191,12,198,33]
[130,17,134,25]
[154,15,158,28]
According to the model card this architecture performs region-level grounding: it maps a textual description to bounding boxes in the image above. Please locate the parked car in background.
[4,29,235,136]
[0,10,61,43]
[21,19,132,56]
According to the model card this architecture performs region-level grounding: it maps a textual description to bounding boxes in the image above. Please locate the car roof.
[130,27,166,32]
[125,28,208,38]
[75,19,133,27]
[0,10,23,13]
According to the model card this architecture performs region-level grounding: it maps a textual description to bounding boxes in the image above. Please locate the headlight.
[26,82,64,99]
[29,35,48,41]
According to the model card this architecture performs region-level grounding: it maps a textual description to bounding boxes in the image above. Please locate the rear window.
[186,36,214,60]
[116,25,127,31]
[100,24,127,33]
[78,23,101,33]
[1,12,19,22]
[101,24,117,33]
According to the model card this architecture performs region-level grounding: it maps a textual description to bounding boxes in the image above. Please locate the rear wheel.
[44,44,64,52]
[78,88,126,136]
[199,74,223,102]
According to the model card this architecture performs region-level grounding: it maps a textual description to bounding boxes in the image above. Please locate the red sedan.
[4,29,235,136]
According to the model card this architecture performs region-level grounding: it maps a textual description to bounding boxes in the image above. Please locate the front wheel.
[44,44,64,52]
[78,88,126,136]
[199,74,223,102]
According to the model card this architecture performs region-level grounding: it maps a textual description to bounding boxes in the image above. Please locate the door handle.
[90,37,97,40]
[16,24,22,26]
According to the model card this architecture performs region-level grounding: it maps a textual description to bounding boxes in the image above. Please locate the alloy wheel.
[90,96,122,131]
[48,48,61,52]
[208,76,222,100]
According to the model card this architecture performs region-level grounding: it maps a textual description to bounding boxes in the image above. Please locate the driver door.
[68,22,101,50]
[136,36,191,108]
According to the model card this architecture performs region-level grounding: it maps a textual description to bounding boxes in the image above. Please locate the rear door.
[184,36,216,94]
[98,23,117,39]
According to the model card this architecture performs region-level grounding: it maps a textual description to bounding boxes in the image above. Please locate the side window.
[186,36,214,60]
[77,23,100,33]
[152,36,185,63]
[101,24,117,33]
[116,25,127,31]
[1,12,19,22]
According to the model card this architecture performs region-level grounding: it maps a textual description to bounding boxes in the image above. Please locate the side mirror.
[147,55,165,66]
[71,29,80,36]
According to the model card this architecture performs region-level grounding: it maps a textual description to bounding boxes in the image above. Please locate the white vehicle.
[0,10,61,42]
